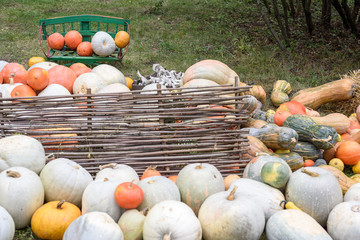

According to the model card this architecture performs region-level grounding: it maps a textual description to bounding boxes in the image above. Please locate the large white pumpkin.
[0,205,15,239]
[0,135,45,174]
[0,60,9,72]
[0,167,44,229]
[327,201,360,240]
[92,64,126,86]
[228,178,285,221]
[198,187,265,240]
[38,83,71,97]
[91,31,116,57]
[143,200,202,240]
[95,163,139,183]
[98,83,131,94]
[40,158,93,207]
[344,182,360,202]
[137,176,181,210]
[63,211,124,240]
[73,72,106,94]
[82,178,123,222]
[28,61,58,71]
[266,209,332,240]
[118,208,148,240]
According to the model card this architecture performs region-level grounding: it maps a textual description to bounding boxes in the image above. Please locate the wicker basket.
[0,84,251,176]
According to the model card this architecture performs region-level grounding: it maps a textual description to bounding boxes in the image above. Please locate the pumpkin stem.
[99,163,117,170]
[45,153,55,161]
[141,207,150,216]
[104,178,109,182]
[9,73,15,85]
[301,168,319,177]
[129,180,134,188]
[227,186,238,201]
[279,200,287,209]
[163,233,172,240]
[57,200,65,209]
[6,170,21,178]
[148,165,157,171]
[195,163,203,169]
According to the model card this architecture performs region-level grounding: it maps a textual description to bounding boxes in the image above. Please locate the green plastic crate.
[39,14,130,65]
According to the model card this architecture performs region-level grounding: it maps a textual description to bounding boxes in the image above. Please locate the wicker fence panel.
[0,84,251,176]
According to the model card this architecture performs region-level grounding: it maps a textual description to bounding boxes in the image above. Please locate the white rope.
[136,64,184,88]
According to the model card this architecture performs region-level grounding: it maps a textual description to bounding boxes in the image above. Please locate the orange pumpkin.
[276,100,306,115]
[304,160,315,167]
[10,85,36,98]
[76,41,93,56]
[64,30,82,50]
[114,182,144,209]
[48,65,77,93]
[115,31,130,48]
[27,67,49,91]
[336,140,360,165]
[347,120,360,133]
[47,32,65,50]
[31,200,81,240]
[0,70,3,84]
[31,126,78,151]
[168,175,177,184]
[141,166,161,180]
[69,63,92,77]
[1,62,28,84]
[273,110,292,126]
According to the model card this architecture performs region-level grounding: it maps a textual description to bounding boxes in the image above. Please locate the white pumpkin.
[0,135,45,174]
[228,178,285,221]
[182,78,220,88]
[0,205,15,240]
[143,200,202,240]
[95,163,139,183]
[285,167,343,227]
[198,187,265,240]
[327,201,360,240]
[38,83,71,97]
[82,178,123,222]
[0,60,9,72]
[92,64,126,86]
[73,72,106,94]
[176,163,225,216]
[141,83,168,94]
[344,182,360,202]
[137,176,181,210]
[40,158,93,207]
[91,31,116,57]
[0,167,44,229]
[266,209,332,240]
[63,211,124,240]
[28,61,58,71]
[0,83,23,99]
[98,83,131,94]
[118,208,148,240]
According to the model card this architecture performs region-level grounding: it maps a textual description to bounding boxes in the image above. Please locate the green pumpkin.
[292,141,322,161]
[283,115,339,150]
[271,152,304,172]
[261,161,291,189]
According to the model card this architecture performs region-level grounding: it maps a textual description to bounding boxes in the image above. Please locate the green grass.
[2,0,360,238]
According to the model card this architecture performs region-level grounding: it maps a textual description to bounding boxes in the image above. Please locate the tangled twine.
[136,64,184,88]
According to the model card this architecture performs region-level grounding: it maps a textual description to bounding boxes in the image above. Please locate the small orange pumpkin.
[76,41,93,56]
[27,67,49,91]
[31,200,81,240]
[10,85,36,98]
[114,181,144,209]
[115,31,130,48]
[141,166,161,180]
[64,30,82,50]
[304,160,315,167]
[47,32,65,50]
[276,100,306,115]
[168,175,177,184]
[336,140,360,165]
[69,63,92,77]
[1,62,28,84]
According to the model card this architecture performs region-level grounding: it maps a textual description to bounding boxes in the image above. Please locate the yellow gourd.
[329,158,345,172]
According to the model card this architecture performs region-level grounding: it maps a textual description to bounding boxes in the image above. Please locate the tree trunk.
[321,0,332,27]
[262,0,272,13]
[302,0,314,35]
[341,0,359,35]
[272,0,290,45]
[332,0,350,29]
[281,0,291,37]
[288,0,296,18]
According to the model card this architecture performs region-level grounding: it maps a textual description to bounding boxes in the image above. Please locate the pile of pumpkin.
[1,133,360,240]
[0,59,134,100]
[47,29,130,57]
